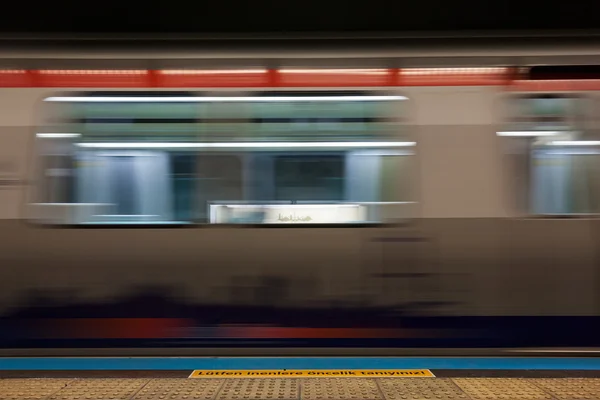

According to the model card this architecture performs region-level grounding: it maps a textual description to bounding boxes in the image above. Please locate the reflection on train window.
[31,91,415,225]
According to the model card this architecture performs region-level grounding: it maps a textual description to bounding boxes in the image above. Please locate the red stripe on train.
[0,68,521,88]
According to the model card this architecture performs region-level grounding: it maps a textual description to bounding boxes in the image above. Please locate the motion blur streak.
[19,319,458,340]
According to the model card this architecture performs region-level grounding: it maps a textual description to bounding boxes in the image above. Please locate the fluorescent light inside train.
[223,204,360,208]
[76,141,416,149]
[549,141,600,146]
[36,133,81,138]
[159,69,267,75]
[44,95,407,102]
[279,69,388,75]
[496,131,562,137]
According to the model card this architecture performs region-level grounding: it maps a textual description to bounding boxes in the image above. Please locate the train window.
[30,91,415,225]
[500,94,600,215]
[273,155,345,201]
[171,154,197,222]
[39,154,76,204]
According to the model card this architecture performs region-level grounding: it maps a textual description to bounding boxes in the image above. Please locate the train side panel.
[0,87,598,350]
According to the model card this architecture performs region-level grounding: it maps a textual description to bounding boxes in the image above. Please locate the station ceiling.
[1,1,599,35]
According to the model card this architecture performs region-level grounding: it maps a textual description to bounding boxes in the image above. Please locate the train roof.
[0,32,600,69]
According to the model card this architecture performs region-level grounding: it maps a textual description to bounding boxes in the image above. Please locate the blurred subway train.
[2,39,600,354]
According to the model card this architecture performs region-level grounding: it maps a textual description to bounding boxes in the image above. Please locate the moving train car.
[2,36,600,354]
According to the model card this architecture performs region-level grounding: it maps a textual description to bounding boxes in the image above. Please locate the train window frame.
[26,89,416,228]
[498,90,600,218]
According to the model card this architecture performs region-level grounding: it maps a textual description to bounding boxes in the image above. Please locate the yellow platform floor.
[2,377,600,400]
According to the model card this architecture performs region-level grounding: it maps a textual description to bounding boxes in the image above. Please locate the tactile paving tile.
[48,378,150,400]
[133,379,224,400]
[0,379,72,400]
[532,378,600,399]
[302,378,382,400]
[378,378,468,400]
[217,378,299,400]
[453,378,552,399]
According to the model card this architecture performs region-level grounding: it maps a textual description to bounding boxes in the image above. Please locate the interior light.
[36,133,81,138]
[540,149,600,155]
[44,95,408,103]
[549,141,600,146]
[159,69,267,75]
[496,131,563,137]
[401,67,508,75]
[279,69,388,75]
[38,70,147,75]
[222,204,360,209]
[75,141,416,149]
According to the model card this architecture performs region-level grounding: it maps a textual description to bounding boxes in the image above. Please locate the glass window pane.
[31,91,414,225]
[501,94,600,216]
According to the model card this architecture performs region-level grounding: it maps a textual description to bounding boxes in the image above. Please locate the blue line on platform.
[0,357,599,370]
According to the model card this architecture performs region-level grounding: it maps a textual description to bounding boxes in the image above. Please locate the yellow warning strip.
[189,369,435,378]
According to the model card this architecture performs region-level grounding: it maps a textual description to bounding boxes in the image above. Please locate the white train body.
[0,39,598,352]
